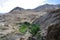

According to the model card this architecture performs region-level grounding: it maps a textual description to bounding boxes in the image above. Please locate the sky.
[0,0,60,13]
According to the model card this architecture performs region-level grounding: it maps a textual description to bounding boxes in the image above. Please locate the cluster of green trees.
[17,22,40,36]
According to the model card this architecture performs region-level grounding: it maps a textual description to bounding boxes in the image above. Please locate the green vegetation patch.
[30,24,40,36]
[17,22,40,36]
[19,24,28,33]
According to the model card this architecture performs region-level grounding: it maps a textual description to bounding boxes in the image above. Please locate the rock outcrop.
[33,9,60,40]
[46,23,60,40]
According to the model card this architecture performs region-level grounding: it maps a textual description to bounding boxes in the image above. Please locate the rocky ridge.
[0,4,60,40]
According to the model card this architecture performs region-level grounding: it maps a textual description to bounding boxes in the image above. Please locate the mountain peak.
[33,4,60,12]
[13,7,24,10]
[9,7,24,13]
[44,4,49,6]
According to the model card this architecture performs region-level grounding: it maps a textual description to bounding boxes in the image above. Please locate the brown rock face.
[46,9,60,40]
[46,23,60,40]
[33,9,60,40]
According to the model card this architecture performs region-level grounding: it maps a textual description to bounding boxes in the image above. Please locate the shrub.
[19,22,31,33]
[23,22,31,26]
[30,24,40,36]
[19,24,27,33]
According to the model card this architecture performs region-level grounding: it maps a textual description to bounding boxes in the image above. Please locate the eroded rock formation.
[33,9,60,40]
[46,23,60,40]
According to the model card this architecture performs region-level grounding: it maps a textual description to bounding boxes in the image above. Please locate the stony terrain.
[0,4,60,40]
[0,6,46,40]
[33,9,60,40]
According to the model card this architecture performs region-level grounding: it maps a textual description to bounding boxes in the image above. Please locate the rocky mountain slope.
[33,9,60,40]
[33,4,60,12]
[0,6,46,40]
[0,4,60,40]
